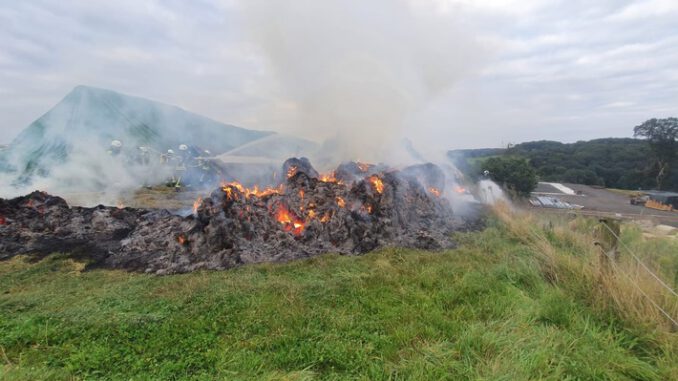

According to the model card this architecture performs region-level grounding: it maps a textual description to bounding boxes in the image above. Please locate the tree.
[633,118,678,190]
[482,156,538,196]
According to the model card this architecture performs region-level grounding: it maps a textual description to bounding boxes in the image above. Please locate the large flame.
[221,181,284,200]
[369,176,384,194]
[275,203,305,236]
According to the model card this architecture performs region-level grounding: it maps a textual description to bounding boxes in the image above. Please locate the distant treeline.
[449,138,678,191]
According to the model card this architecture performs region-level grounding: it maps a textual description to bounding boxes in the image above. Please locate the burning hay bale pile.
[0,158,474,274]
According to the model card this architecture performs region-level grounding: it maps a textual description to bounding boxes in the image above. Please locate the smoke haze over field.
[0,86,269,203]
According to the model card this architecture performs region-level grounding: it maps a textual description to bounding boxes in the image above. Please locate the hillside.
[0,86,272,187]
[1,210,676,380]
[449,138,678,191]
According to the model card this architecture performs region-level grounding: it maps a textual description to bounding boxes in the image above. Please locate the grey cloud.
[0,0,676,151]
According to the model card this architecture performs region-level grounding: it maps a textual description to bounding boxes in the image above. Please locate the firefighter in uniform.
[108,140,123,157]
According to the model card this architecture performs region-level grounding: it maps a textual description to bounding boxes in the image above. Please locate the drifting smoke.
[0,141,169,206]
[1,2,490,209]
[477,179,509,205]
[242,0,487,165]
[0,126,171,206]
[0,86,267,205]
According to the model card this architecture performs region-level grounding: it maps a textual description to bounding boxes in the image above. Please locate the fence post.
[594,218,620,273]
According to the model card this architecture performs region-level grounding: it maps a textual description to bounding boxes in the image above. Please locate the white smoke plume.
[241,0,488,165]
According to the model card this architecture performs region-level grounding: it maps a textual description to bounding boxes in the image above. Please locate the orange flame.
[221,181,242,201]
[429,187,441,197]
[177,234,188,245]
[253,184,284,198]
[336,196,346,208]
[369,176,384,194]
[308,209,316,218]
[275,203,305,236]
[357,162,370,172]
[319,172,338,183]
[192,196,202,214]
[454,186,466,194]
[320,212,331,223]
[287,165,298,179]
[299,189,305,199]
[223,187,235,200]
[221,181,283,200]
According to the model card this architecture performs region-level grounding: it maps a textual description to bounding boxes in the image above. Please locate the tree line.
[449,118,678,194]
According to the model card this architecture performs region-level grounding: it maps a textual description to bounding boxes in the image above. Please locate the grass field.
[1,209,677,380]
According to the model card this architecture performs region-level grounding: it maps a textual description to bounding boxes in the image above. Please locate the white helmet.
[167,149,175,155]
[111,140,123,148]
[138,146,149,153]
[179,144,188,151]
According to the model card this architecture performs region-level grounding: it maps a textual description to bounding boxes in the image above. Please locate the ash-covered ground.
[0,159,484,274]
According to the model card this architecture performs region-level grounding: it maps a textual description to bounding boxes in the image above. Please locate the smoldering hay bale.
[0,159,483,274]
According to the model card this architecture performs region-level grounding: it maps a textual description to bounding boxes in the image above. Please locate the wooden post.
[594,218,620,273]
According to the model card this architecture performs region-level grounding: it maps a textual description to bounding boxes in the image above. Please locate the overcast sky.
[1,0,677,149]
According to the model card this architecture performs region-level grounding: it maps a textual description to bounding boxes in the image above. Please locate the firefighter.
[172,145,189,189]
[178,144,190,164]
[108,140,123,156]
[137,146,150,166]
[196,150,217,185]
[162,149,175,164]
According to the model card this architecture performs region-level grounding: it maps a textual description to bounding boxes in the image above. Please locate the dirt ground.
[530,183,678,228]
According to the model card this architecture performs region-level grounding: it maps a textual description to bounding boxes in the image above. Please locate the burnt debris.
[0,159,479,274]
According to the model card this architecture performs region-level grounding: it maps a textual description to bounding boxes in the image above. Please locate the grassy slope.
[1,214,677,380]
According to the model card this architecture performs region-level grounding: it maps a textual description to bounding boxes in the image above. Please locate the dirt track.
[531,183,678,227]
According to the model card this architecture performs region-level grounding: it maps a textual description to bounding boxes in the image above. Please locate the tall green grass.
[1,210,676,380]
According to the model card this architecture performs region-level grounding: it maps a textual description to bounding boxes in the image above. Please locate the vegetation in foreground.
[1,209,677,380]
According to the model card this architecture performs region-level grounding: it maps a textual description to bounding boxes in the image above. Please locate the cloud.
[0,0,676,151]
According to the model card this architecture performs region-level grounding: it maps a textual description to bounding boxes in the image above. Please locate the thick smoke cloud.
[1,1,488,208]
[242,0,486,164]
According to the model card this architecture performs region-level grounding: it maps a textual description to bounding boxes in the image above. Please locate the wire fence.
[600,222,678,328]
